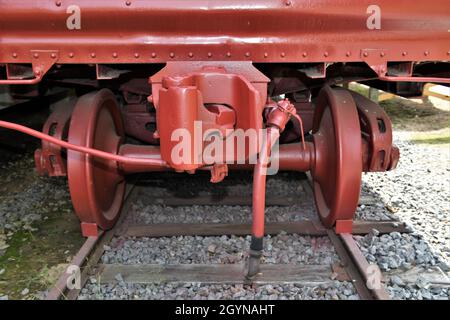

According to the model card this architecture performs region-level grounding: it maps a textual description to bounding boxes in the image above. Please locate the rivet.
[69,52,74,58]
[226,52,231,57]
[51,53,57,58]
[264,52,268,58]
[12,53,17,58]
[55,1,61,7]
[34,68,41,75]
[33,53,39,59]
[112,52,118,58]
[285,0,291,6]
[207,52,212,58]
[380,52,385,57]
[280,52,286,57]
[151,52,156,58]
[169,52,175,58]
[363,52,369,57]
[90,52,96,58]
[447,51,450,56]
[402,51,407,56]
[424,51,429,56]
[245,52,250,57]
[302,52,307,57]
[126,1,131,6]
[188,52,194,58]
[346,51,351,57]
[134,53,140,58]
[323,52,329,57]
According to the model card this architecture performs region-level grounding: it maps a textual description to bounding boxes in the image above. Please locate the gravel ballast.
[79,131,449,300]
[361,134,450,266]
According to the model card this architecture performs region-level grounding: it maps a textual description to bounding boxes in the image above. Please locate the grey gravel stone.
[20,288,29,296]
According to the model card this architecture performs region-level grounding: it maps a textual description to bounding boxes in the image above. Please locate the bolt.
[346,51,351,57]
[90,52,96,58]
[69,52,74,58]
[402,51,407,56]
[264,52,268,58]
[112,52,118,58]
[55,1,61,7]
[380,52,385,57]
[126,0,131,6]
[285,0,292,6]
[151,52,157,58]
[245,52,250,57]
[302,52,307,57]
[188,52,194,58]
[51,53,57,58]
[424,51,429,56]
[363,52,369,57]
[33,53,39,59]
[280,52,286,57]
[134,53,140,58]
[169,52,175,58]
[207,52,212,58]
[226,52,231,57]
[323,51,329,57]
[12,53,17,58]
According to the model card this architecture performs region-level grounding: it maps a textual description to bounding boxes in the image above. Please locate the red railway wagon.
[1,1,449,278]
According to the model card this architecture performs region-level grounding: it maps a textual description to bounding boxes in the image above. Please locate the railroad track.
[46,176,410,300]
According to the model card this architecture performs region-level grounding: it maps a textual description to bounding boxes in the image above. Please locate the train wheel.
[311,86,362,227]
[67,89,126,231]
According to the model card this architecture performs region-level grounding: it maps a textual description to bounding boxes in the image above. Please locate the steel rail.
[45,182,138,300]
[48,176,399,300]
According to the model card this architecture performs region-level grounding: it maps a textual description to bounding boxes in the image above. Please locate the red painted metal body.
[1,1,450,83]
[1,1,449,63]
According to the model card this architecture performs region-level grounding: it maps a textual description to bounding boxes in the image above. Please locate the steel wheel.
[311,86,362,227]
[67,89,125,230]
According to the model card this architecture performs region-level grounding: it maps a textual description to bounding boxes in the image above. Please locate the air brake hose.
[247,126,281,280]
[0,120,167,167]
[247,99,305,280]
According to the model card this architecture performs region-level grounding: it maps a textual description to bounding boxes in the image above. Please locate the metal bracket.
[0,50,58,84]
[361,49,388,76]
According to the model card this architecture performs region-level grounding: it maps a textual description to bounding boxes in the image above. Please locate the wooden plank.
[98,263,334,285]
[122,220,407,238]
[122,220,327,238]
[145,195,299,207]
[352,221,409,235]
[423,83,450,101]
[387,266,450,286]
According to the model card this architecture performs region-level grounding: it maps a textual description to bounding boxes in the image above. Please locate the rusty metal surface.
[339,233,391,300]
[45,233,101,300]
[327,230,375,300]
[1,1,449,67]
[46,182,137,300]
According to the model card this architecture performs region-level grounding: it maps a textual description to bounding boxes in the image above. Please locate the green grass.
[411,129,450,145]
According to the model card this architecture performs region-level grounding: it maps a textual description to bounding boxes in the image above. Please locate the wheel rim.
[311,86,362,227]
[67,89,125,230]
